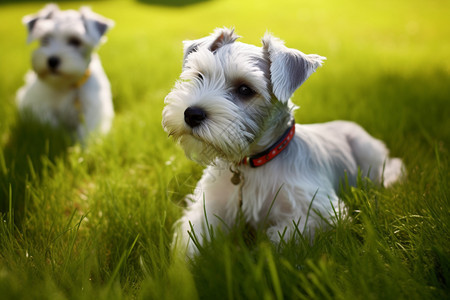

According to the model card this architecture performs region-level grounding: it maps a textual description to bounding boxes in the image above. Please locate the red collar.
[241,121,296,168]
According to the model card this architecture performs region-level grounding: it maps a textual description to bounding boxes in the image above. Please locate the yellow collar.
[73,69,91,88]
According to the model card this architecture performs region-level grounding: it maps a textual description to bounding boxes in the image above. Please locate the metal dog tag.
[230,169,241,185]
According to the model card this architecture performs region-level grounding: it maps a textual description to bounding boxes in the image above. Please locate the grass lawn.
[0,0,449,299]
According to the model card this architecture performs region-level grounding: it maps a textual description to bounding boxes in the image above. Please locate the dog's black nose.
[48,56,60,70]
[184,107,206,128]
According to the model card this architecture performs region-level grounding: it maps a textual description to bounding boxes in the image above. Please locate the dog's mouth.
[36,69,86,85]
[178,134,233,165]
[36,69,62,79]
[50,68,61,75]
[177,124,254,165]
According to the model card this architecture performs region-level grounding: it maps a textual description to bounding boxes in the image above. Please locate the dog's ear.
[182,27,239,69]
[80,6,114,45]
[22,4,59,43]
[209,27,239,52]
[262,33,325,103]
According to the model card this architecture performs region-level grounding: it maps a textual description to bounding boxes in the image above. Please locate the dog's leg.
[337,121,405,187]
[265,185,341,244]
[172,166,240,257]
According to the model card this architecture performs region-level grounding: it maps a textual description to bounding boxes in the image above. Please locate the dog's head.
[22,4,114,86]
[162,28,325,165]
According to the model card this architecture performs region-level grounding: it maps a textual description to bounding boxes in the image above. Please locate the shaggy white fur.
[162,28,405,257]
[16,4,114,141]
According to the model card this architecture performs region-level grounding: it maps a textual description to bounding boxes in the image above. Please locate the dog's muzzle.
[184,106,207,128]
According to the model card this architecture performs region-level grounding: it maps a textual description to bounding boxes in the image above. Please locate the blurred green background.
[1,0,449,141]
[0,0,448,299]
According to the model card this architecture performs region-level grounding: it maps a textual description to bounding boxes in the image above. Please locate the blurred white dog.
[16,4,114,141]
[163,28,405,256]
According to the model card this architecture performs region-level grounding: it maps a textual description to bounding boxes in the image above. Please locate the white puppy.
[162,28,405,256]
[16,4,114,141]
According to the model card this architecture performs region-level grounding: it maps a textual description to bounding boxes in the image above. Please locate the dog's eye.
[67,36,82,47]
[237,84,256,98]
[196,73,204,81]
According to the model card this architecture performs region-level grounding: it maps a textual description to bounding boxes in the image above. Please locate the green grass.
[0,0,449,299]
